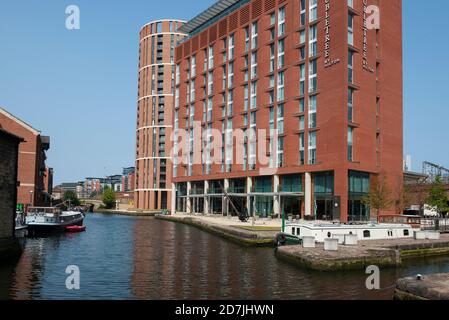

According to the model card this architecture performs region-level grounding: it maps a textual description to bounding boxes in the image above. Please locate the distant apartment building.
[134,20,187,211]
[122,167,136,192]
[171,0,403,222]
[0,107,52,207]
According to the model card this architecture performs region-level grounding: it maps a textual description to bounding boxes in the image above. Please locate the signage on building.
[324,0,340,68]
[362,0,375,73]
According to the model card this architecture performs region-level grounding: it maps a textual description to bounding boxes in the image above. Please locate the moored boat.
[284,221,414,243]
[26,207,85,235]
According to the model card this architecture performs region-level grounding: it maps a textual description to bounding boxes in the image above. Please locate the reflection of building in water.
[9,238,50,300]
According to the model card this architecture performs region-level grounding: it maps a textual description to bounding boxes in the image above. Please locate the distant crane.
[422,161,449,184]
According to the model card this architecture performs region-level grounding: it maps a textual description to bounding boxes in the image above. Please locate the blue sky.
[0,0,447,184]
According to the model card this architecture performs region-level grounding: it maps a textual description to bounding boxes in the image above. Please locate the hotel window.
[175,88,180,108]
[348,50,354,83]
[277,71,285,102]
[299,98,305,113]
[207,97,213,122]
[300,30,306,44]
[250,111,257,129]
[208,71,213,94]
[250,81,257,109]
[309,60,317,93]
[308,95,317,128]
[299,115,305,130]
[277,137,284,168]
[244,85,249,111]
[300,0,306,26]
[226,119,233,172]
[202,101,207,122]
[228,62,234,88]
[269,75,275,89]
[277,104,284,135]
[348,88,354,122]
[244,114,248,126]
[175,64,180,85]
[348,127,354,161]
[309,0,318,22]
[348,0,354,8]
[191,55,196,78]
[208,45,214,69]
[278,7,286,36]
[270,12,276,26]
[300,46,306,60]
[189,105,195,126]
[270,27,275,41]
[348,14,354,46]
[269,91,275,104]
[203,49,208,71]
[308,132,317,165]
[244,27,250,52]
[222,66,227,90]
[278,39,285,69]
[299,133,305,165]
[269,107,275,130]
[227,90,233,116]
[300,64,305,95]
[270,44,275,72]
[251,52,258,79]
[229,34,235,60]
[309,25,317,57]
[223,38,228,63]
[190,81,195,102]
[251,22,258,49]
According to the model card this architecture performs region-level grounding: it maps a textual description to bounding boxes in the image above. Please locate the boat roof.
[286,223,413,230]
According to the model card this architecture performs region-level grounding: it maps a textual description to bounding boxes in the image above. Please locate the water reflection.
[1,213,449,300]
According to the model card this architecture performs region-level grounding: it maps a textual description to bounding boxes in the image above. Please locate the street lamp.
[29,190,34,207]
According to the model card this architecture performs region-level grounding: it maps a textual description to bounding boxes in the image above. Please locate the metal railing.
[421,218,449,232]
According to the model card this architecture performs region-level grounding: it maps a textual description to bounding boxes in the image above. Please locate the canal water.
[2,213,449,300]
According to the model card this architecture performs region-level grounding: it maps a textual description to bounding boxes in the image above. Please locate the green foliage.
[426,176,449,214]
[63,190,81,206]
[102,188,116,209]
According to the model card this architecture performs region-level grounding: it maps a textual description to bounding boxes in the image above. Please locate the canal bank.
[156,215,278,247]
[94,209,159,217]
[276,234,449,271]
[395,273,449,300]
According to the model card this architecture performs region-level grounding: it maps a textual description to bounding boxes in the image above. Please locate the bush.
[63,190,81,206]
[102,188,116,209]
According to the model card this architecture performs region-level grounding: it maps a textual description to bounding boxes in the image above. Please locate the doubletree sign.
[324,0,340,68]
[362,0,380,73]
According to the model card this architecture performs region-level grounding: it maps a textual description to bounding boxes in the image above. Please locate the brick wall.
[0,131,20,240]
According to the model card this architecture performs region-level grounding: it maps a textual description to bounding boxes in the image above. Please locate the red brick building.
[171,0,403,222]
[0,107,51,207]
[134,20,186,211]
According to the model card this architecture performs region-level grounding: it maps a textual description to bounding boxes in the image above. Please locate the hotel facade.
[168,0,403,222]
[135,20,186,210]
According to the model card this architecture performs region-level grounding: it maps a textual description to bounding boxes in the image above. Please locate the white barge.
[284,222,415,243]
[26,207,84,234]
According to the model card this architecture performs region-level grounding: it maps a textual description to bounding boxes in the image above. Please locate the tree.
[394,176,412,215]
[63,190,81,206]
[426,176,449,216]
[102,187,116,209]
[363,173,393,222]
